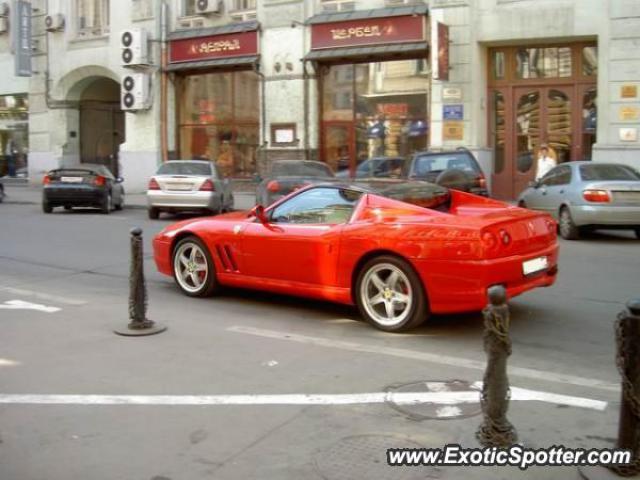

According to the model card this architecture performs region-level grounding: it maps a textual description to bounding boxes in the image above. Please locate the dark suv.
[407,148,489,196]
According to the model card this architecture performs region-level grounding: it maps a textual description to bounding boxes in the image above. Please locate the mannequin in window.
[535,144,556,180]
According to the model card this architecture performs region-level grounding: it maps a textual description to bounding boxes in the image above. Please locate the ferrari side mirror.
[249,204,269,225]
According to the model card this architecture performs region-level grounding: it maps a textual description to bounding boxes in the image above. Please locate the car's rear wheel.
[115,193,124,211]
[42,200,53,213]
[172,236,218,297]
[148,207,160,220]
[64,205,72,211]
[518,200,527,208]
[101,193,112,214]
[634,228,640,240]
[355,255,428,332]
[559,206,580,240]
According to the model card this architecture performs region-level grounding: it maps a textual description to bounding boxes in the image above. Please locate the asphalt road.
[0,194,639,480]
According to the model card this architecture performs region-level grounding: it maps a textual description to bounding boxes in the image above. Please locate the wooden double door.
[491,84,596,199]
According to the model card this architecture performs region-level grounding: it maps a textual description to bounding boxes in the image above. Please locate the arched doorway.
[78,78,124,176]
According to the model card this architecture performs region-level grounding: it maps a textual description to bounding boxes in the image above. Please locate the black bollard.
[476,285,517,447]
[114,227,167,336]
[580,300,640,479]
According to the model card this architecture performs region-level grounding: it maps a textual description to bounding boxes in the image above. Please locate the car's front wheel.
[559,206,580,240]
[172,236,219,297]
[355,255,428,332]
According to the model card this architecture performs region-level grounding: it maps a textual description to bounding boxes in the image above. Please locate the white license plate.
[60,176,84,183]
[522,256,548,276]
[167,183,193,191]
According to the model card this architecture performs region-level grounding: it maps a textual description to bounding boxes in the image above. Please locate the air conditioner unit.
[0,17,7,34]
[121,73,151,111]
[195,0,222,15]
[45,14,65,32]
[121,28,149,67]
[0,2,8,16]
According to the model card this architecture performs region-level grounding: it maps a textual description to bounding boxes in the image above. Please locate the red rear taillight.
[200,179,215,191]
[267,180,280,193]
[94,175,106,187]
[43,175,51,185]
[499,229,512,246]
[477,173,487,189]
[583,189,611,203]
[148,178,160,190]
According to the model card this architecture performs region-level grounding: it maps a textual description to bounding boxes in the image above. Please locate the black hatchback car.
[42,164,125,214]
[407,148,489,196]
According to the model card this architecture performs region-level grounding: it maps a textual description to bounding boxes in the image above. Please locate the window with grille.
[76,0,110,37]
[230,0,257,21]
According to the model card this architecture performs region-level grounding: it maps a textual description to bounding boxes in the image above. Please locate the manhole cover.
[314,435,441,480]
[386,380,482,420]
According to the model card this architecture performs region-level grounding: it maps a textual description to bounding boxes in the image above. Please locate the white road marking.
[0,358,20,367]
[0,286,86,306]
[0,300,61,313]
[436,406,463,418]
[0,386,606,410]
[227,326,619,393]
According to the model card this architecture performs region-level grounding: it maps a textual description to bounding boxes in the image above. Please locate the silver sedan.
[518,161,640,240]
[147,160,234,219]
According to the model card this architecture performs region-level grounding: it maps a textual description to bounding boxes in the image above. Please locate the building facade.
[0,0,638,198]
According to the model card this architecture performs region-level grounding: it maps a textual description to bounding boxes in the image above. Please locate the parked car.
[407,148,489,196]
[518,161,640,240]
[153,183,558,332]
[147,160,234,220]
[42,164,124,214]
[255,160,338,206]
[336,157,408,179]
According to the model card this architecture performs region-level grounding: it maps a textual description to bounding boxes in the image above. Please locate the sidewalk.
[2,184,256,211]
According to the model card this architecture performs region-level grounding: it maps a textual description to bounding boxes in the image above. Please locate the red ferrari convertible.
[153,182,558,332]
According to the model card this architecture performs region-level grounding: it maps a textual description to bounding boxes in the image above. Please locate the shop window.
[179,71,259,178]
[515,47,572,79]
[76,0,110,37]
[132,0,153,21]
[582,46,597,76]
[492,91,505,174]
[321,60,429,174]
[492,51,505,80]
[0,94,29,178]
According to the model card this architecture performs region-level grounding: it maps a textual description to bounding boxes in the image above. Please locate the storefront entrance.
[489,44,597,199]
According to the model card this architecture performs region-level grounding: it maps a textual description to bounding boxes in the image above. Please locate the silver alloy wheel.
[360,263,413,327]
[173,241,209,294]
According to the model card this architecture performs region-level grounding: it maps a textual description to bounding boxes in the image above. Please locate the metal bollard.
[114,227,167,336]
[580,300,640,480]
[476,285,517,447]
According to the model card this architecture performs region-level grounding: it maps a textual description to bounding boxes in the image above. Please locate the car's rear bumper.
[147,190,221,211]
[571,204,640,227]
[415,243,559,314]
[43,186,106,206]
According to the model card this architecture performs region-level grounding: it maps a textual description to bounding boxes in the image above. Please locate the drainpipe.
[302,61,310,160]
[160,0,169,163]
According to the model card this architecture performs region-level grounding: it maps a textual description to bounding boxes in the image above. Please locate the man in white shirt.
[535,144,556,180]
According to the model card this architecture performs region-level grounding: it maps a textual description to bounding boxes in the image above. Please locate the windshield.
[579,164,640,181]
[271,161,333,178]
[412,153,480,177]
[157,162,212,176]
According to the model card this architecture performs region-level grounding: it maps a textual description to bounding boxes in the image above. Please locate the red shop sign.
[170,30,258,63]
[311,15,426,50]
